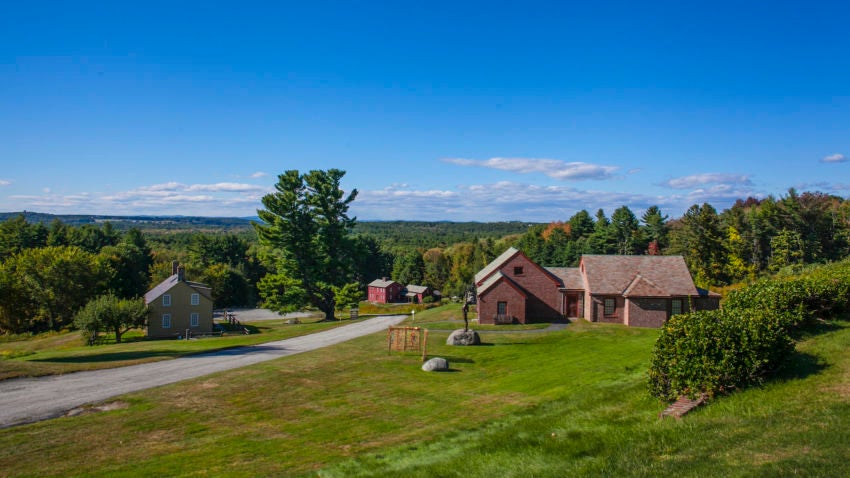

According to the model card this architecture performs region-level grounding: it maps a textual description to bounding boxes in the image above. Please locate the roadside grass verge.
[0,320,656,477]
[1,318,848,477]
[0,316,348,380]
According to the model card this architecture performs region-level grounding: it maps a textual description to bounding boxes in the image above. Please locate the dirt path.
[0,315,407,429]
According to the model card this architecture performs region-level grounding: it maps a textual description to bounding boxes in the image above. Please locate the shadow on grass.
[31,343,290,364]
[30,350,185,364]
[440,356,475,364]
[775,351,828,381]
[790,319,844,340]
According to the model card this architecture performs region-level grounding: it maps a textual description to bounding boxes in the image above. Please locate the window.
[162,314,171,329]
[604,298,616,316]
[162,294,171,307]
[190,313,199,327]
[513,266,524,275]
[191,293,200,306]
[671,299,683,316]
[497,302,507,315]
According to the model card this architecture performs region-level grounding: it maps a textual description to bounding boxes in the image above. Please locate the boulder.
[446,329,481,346]
[422,357,449,372]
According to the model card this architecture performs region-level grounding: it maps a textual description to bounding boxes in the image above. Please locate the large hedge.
[648,259,850,401]
[648,308,793,401]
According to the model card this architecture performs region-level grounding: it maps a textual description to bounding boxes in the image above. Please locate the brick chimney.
[177,265,185,282]
[172,260,179,276]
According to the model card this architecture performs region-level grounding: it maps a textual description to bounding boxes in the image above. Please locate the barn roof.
[368,278,399,288]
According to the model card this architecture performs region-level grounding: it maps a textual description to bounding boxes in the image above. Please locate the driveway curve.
[0,315,407,429]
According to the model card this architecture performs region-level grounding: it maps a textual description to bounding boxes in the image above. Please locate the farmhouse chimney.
[172,261,179,276]
[177,266,186,282]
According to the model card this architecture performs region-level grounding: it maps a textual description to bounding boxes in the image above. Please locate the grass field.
[0,316,346,381]
[1,305,848,477]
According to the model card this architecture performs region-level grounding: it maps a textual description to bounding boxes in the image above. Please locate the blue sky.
[1,1,849,222]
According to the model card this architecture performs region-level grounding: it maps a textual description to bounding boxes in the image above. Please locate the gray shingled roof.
[368,278,399,288]
[581,255,699,296]
[405,285,430,294]
[546,267,584,290]
[144,274,212,304]
[477,271,527,297]
[475,247,520,285]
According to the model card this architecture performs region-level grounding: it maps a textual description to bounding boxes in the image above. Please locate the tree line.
[506,189,850,288]
[3,174,850,335]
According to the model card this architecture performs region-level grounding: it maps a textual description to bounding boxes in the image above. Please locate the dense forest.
[2,188,849,334]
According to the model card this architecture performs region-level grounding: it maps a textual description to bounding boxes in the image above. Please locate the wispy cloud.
[660,173,753,190]
[822,153,847,163]
[0,180,10,186]
[354,181,674,222]
[4,181,273,216]
[250,171,268,178]
[442,157,619,181]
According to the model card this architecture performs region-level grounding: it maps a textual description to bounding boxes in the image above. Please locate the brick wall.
[627,298,668,328]
[500,254,563,322]
[478,281,526,324]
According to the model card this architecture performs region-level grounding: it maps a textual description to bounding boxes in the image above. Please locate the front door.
[566,293,579,318]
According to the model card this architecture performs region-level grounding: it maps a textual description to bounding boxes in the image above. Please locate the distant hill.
[0,212,538,244]
[0,212,255,231]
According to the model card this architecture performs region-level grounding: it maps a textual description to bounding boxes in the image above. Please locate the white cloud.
[0,180,10,186]
[442,157,619,181]
[822,153,847,163]
[250,171,268,178]
[661,173,752,190]
[352,181,669,222]
[186,182,266,193]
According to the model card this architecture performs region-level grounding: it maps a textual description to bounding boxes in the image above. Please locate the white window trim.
[162,313,171,329]
[190,313,199,327]
[191,293,200,306]
[162,294,171,307]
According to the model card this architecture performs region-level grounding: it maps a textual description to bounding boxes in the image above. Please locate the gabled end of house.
[144,261,214,338]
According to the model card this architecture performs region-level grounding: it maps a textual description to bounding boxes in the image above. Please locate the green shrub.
[648,308,793,401]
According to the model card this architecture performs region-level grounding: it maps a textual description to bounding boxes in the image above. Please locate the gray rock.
[446,329,481,346]
[422,357,449,372]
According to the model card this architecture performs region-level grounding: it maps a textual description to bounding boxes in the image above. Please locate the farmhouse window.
[191,293,200,306]
[671,299,683,316]
[513,266,524,275]
[162,314,171,328]
[190,313,199,327]
[604,298,616,316]
[162,294,171,307]
[497,301,507,315]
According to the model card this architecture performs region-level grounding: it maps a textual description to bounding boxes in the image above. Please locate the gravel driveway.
[0,315,407,429]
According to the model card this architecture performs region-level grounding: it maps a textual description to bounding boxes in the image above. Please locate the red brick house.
[368,278,403,303]
[475,248,720,327]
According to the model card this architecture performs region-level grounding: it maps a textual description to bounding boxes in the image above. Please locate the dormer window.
[514,266,524,275]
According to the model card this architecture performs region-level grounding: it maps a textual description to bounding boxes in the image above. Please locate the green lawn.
[0,316,347,380]
[1,306,848,477]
